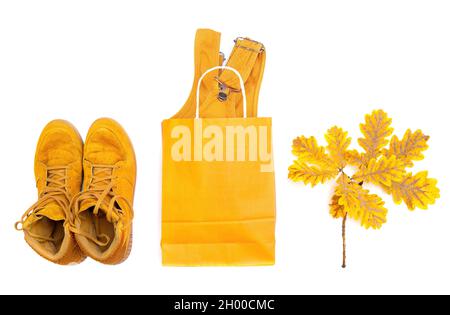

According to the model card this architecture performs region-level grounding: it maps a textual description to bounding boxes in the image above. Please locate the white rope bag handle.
[196,66,247,119]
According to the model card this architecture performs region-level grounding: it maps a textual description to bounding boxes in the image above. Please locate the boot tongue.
[39,202,66,221]
[23,202,66,229]
[80,199,101,214]
[79,197,120,222]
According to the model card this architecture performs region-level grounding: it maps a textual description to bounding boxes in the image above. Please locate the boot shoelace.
[15,166,71,243]
[69,164,134,247]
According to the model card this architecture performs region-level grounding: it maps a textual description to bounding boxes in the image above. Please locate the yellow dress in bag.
[161,29,276,266]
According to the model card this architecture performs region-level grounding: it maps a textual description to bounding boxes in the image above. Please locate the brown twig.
[342,213,348,269]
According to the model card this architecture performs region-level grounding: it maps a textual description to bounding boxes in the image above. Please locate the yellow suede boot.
[15,120,86,265]
[70,118,136,265]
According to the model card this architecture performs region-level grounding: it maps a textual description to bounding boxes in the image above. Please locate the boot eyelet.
[218,92,228,102]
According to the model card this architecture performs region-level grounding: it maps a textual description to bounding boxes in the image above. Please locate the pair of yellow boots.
[15,119,136,265]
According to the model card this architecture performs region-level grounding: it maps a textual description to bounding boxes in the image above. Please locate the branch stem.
[342,213,348,269]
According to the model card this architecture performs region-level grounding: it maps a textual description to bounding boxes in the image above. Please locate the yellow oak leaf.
[335,175,387,229]
[325,126,352,169]
[391,171,440,210]
[358,110,393,161]
[384,129,429,167]
[292,136,334,168]
[288,160,338,187]
[354,191,388,230]
[353,156,405,186]
[334,175,360,210]
[330,193,346,219]
[345,150,365,167]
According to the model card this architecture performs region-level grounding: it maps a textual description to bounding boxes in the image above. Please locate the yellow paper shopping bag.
[161,30,276,266]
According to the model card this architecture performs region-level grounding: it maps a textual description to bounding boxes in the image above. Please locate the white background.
[0,0,449,295]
